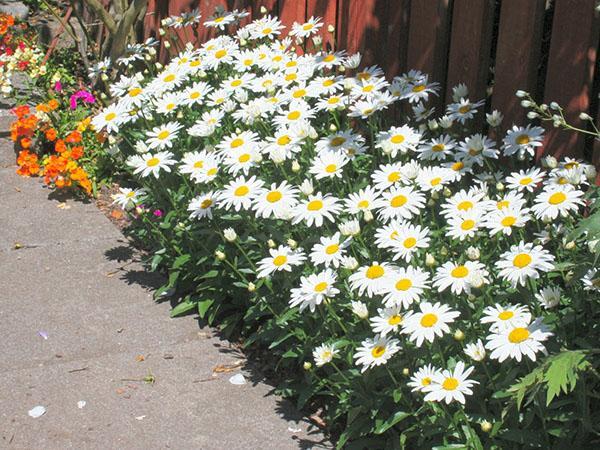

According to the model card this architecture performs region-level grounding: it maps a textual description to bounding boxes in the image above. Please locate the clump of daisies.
[94,8,600,447]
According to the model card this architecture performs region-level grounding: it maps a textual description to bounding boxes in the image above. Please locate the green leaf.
[197,298,215,319]
[150,253,163,271]
[374,411,409,434]
[543,350,590,405]
[170,301,195,317]
[200,270,219,279]
[172,254,191,269]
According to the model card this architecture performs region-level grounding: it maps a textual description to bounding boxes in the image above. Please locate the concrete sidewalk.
[0,136,328,449]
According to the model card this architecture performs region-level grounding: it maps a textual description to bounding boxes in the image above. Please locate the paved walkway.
[0,131,327,449]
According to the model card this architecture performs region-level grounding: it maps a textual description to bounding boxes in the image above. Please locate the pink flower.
[69,90,96,110]
[54,81,62,92]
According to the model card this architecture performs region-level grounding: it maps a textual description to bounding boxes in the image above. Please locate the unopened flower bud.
[425,253,436,267]
[291,160,301,172]
[453,329,465,341]
[287,239,298,249]
[247,282,256,292]
[495,182,504,191]
[101,73,109,81]
[466,246,480,261]
[300,179,314,195]
[363,210,374,222]
[579,112,592,121]
[329,123,337,132]
[351,301,368,319]
[303,361,312,370]
[267,239,276,248]
[260,6,267,13]
[342,256,359,270]
[443,187,452,198]
[159,28,166,36]
[402,368,410,376]
[520,100,532,108]
[564,241,576,250]
[526,111,539,119]
[215,250,226,261]
[327,24,335,33]
[164,41,171,49]
[515,90,527,98]
[440,247,448,256]
[224,228,237,242]
[481,421,492,433]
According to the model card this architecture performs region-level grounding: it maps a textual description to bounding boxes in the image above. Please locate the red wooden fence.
[139,0,599,166]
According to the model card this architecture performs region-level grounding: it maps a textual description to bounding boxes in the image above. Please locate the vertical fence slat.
[445,0,495,103]
[279,0,306,34]
[541,0,598,160]
[252,0,278,20]
[306,0,337,51]
[383,0,410,78]
[406,0,451,100]
[491,0,545,130]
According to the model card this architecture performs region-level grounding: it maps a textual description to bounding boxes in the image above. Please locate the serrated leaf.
[543,350,590,405]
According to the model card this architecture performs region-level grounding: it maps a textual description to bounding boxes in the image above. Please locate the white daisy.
[402,302,460,347]
[253,181,299,219]
[256,245,307,278]
[313,343,338,367]
[503,125,544,157]
[309,232,349,268]
[353,335,401,372]
[127,151,177,178]
[349,262,394,297]
[309,151,349,180]
[344,186,380,215]
[485,318,552,362]
[408,364,441,392]
[433,261,487,295]
[218,175,265,211]
[495,241,555,288]
[464,339,486,362]
[370,307,404,336]
[145,122,182,150]
[376,186,426,222]
[423,361,478,404]
[531,185,584,221]
[380,266,430,309]
[481,304,532,332]
[188,192,216,220]
[111,187,145,209]
[505,167,545,192]
[375,125,421,157]
[289,269,339,312]
[292,193,341,227]
[535,287,562,309]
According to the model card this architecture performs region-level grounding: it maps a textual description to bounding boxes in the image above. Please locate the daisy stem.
[324,300,348,333]
[481,361,497,392]
[385,367,400,386]
[232,239,258,271]
[434,340,446,365]
[330,361,351,385]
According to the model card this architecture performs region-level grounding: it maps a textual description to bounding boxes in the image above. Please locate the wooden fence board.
[383,0,410,78]
[306,0,337,51]
[279,0,306,38]
[252,0,278,20]
[542,0,598,160]
[406,0,451,101]
[445,0,495,103]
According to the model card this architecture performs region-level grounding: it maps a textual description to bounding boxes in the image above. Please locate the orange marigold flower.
[36,103,50,113]
[47,99,59,110]
[66,130,82,144]
[13,104,30,119]
[55,139,67,153]
[45,128,57,141]
[70,145,84,160]
[20,137,31,149]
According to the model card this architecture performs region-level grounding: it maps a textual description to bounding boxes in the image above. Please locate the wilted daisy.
[370,307,404,336]
[495,241,555,288]
[289,269,339,312]
[531,185,584,221]
[381,266,430,309]
[464,339,486,361]
[433,260,487,295]
[481,304,532,332]
[188,192,215,220]
[353,335,401,372]
[402,302,460,347]
[503,125,544,157]
[145,122,182,150]
[256,245,306,278]
[408,364,441,392]
[485,318,552,362]
[505,167,545,192]
[535,287,562,309]
[310,232,349,268]
[292,193,341,227]
[423,361,478,404]
[128,151,176,178]
[111,187,145,209]
[313,343,338,367]
[349,262,393,297]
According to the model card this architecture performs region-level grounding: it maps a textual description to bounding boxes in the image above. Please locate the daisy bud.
[425,253,436,267]
[303,361,312,370]
[164,41,171,49]
[486,110,503,127]
[453,329,465,341]
[363,210,374,222]
[338,66,346,73]
[329,123,338,132]
[464,339,486,361]
[144,54,152,62]
[260,6,267,13]
[339,219,360,237]
[155,62,163,70]
[550,101,560,110]
[291,160,301,172]
[342,256,359,270]
[564,241,576,250]
[515,90,527,98]
[466,246,480,261]
[215,250,226,261]
[452,83,468,102]
[517,152,527,161]
[480,421,493,433]
[176,111,183,119]
[351,301,369,319]
[159,28,166,36]
[312,35,322,46]
[287,239,298,249]
[135,206,144,215]
[520,100,532,108]
[101,73,109,82]
[239,38,247,46]
[223,228,237,242]
[427,198,436,207]
[198,70,207,79]
[427,119,438,130]
[543,215,553,224]
[584,164,597,181]
[431,190,440,200]
[327,24,335,33]
[107,135,117,145]
[438,115,453,128]
[143,69,149,75]
[579,112,592,121]
[402,368,410,376]
[526,111,539,119]
[442,187,452,198]
[267,239,276,249]
[495,182,504,191]
[553,120,561,128]
[299,179,314,195]
[247,282,256,292]
[149,47,157,56]
[440,247,448,256]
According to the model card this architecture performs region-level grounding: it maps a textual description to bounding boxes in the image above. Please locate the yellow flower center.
[234,186,249,197]
[458,105,470,114]
[323,79,334,87]
[442,377,459,390]
[292,89,306,98]
[461,219,475,231]
[325,244,339,255]
[357,72,371,80]
[314,281,328,292]
[498,310,514,320]
[430,177,442,186]
[327,97,340,104]
[519,177,533,185]
[451,265,469,278]
[565,162,578,169]
[323,54,335,63]
[307,200,323,211]
[548,192,566,205]
[457,201,473,211]
[166,103,175,110]
[395,278,412,291]
[200,199,212,209]
[388,314,402,326]
[146,157,160,167]
[420,313,438,327]
[388,171,401,182]
[513,253,532,268]
[451,161,464,171]
[262,27,272,35]
[302,23,314,30]
[193,161,204,169]
[403,237,417,248]
[128,87,142,97]
[277,135,291,146]
[207,168,217,176]
[431,143,445,152]
[163,74,176,82]
[516,134,530,145]
[357,200,370,209]
[157,130,170,140]
[497,200,510,209]
[105,112,116,121]
[286,61,297,67]
[243,59,253,66]
[287,110,301,120]
[421,377,431,386]
[272,55,282,62]
[238,153,251,163]
[230,138,244,148]
[231,79,242,87]
[366,265,384,279]
[126,191,135,198]
[371,345,386,358]
[390,134,405,144]
[508,327,530,343]
[412,84,426,92]
[501,216,516,227]
[330,136,346,147]
[390,194,407,208]
[273,255,288,266]
[468,148,481,156]
[215,49,227,59]
[325,164,337,174]
[189,91,200,99]
[214,17,225,23]
[266,191,282,203]
[362,85,374,93]
[285,73,297,81]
